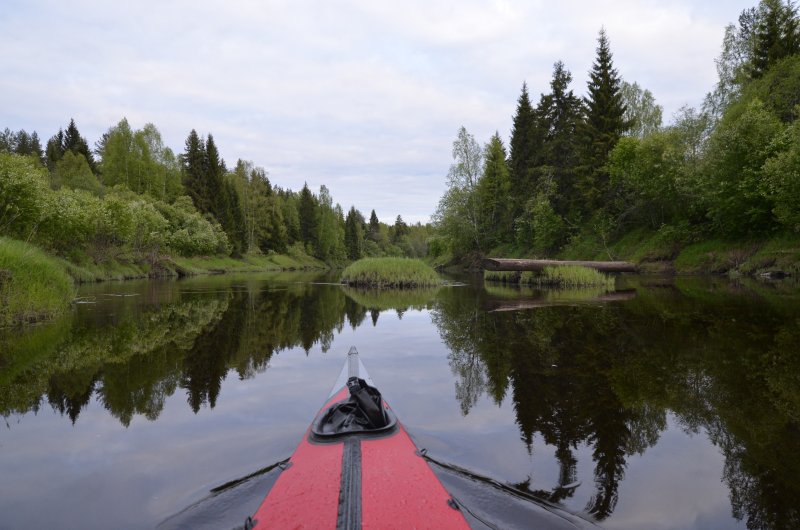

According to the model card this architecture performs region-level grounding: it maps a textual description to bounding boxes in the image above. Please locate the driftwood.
[482,258,638,273]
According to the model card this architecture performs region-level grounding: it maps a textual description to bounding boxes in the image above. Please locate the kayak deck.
[247,347,470,529]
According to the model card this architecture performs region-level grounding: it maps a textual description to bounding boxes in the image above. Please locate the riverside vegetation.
[0,120,431,324]
[340,257,441,288]
[432,0,800,277]
[484,265,616,289]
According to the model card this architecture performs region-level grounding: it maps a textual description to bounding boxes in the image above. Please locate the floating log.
[482,258,638,273]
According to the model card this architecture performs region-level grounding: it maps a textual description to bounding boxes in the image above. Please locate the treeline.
[434,0,800,261]
[1,118,428,267]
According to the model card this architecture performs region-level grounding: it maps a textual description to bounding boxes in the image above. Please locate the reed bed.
[341,258,441,288]
[484,265,615,289]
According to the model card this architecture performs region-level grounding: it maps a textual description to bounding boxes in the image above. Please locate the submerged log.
[483,258,638,273]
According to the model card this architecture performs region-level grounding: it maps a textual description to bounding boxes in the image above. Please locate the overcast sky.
[1,0,756,223]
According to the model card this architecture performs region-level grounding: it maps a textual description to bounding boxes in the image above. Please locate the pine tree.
[751,0,800,78]
[580,29,629,210]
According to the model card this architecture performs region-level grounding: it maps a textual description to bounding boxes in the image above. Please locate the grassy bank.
[485,266,615,289]
[341,257,441,288]
[0,237,75,325]
[485,228,800,278]
[58,248,327,283]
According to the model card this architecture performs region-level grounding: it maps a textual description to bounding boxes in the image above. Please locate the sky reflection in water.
[1,273,799,529]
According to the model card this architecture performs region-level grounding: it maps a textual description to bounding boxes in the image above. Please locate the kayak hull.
[248,349,470,529]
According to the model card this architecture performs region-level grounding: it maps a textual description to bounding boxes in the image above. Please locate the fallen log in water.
[482,258,638,273]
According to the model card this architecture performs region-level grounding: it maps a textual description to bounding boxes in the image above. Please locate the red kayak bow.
[245,347,470,529]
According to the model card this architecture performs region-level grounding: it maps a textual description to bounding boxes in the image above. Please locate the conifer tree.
[63,119,97,172]
[344,206,363,260]
[46,129,65,171]
[541,61,584,217]
[182,130,207,211]
[368,209,380,241]
[475,132,511,247]
[298,183,318,250]
[751,0,800,78]
[508,83,537,215]
[580,29,629,210]
[204,134,226,219]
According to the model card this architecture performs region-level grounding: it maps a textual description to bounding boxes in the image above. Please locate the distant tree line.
[1,117,429,265]
[434,0,800,261]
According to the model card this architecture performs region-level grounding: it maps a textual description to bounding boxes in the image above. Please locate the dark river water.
[1,272,799,530]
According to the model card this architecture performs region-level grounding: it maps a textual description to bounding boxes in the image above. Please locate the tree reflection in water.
[433,278,800,528]
[1,276,798,529]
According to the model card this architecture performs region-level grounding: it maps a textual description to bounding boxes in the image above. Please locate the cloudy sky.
[1,0,755,223]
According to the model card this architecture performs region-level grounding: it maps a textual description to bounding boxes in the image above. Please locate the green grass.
[484,266,614,289]
[525,266,616,288]
[0,237,75,325]
[341,257,441,288]
[484,270,521,283]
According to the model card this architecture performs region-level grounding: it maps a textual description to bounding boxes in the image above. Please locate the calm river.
[1,272,798,529]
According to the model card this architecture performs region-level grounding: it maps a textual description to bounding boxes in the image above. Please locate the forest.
[0,118,429,274]
[433,0,800,271]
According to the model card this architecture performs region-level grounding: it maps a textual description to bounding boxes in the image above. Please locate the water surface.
[1,272,798,529]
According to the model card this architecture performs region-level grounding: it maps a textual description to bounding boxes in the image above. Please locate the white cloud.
[1,0,755,222]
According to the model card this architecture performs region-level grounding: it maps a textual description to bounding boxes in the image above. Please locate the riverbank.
[458,230,800,278]
[0,237,75,325]
[0,236,328,325]
[62,249,327,283]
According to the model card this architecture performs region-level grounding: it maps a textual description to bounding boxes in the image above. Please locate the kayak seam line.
[337,438,362,530]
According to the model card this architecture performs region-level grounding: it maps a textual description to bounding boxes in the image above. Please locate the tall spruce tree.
[475,132,512,247]
[580,29,629,210]
[182,130,208,211]
[541,61,584,217]
[298,183,318,250]
[751,0,800,78]
[368,209,380,241]
[508,83,538,215]
[344,206,363,260]
[63,119,97,172]
[204,134,226,219]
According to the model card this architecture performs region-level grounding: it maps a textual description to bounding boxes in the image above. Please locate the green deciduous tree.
[54,151,102,195]
[434,127,484,256]
[621,81,663,139]
[703,98,784,236]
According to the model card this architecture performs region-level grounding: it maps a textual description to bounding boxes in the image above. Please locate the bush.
[0,153,51,239]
